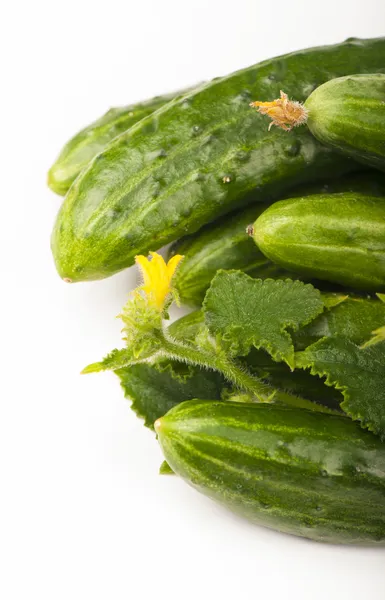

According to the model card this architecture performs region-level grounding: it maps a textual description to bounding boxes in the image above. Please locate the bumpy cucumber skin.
[305,74,385,172]
[157,400,385,544]
[168,171,385,306]
[47,87,195,196]
[253,193,385,291]
[52,38,385,282]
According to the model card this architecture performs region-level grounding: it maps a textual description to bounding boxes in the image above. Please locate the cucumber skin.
[47,87,196,196]
[305,74,385,172]
[51,37,385,283]
[157,400,385,544]
[253,193,385,292]
[169,171,385,306]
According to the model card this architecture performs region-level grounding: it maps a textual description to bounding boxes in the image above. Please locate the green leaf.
[243,347,343,410]
[82,348,134,373]
[360,326,385,349]
[154,360,196,383]
[293,296,385,351]
[116,361,225,429]
[360,294,385,348]
[296,338,385,439]
[82,333,164,374]
[159,461,174,475]
[203,272,324,368]
[321,293,348,310]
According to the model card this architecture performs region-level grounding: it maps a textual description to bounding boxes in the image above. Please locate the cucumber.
[48,86,197,196]
[252,193,385,291]
[156,400,385,544]
[304,74,385,172]
[169,171,385,306]
[51,37,385,283]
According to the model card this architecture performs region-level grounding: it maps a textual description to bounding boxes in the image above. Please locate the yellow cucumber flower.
[135,251,183,311]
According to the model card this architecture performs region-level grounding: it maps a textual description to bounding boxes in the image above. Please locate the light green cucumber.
[252,193,385,291]
[304,74,385,172]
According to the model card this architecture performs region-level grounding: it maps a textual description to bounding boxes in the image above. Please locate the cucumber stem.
[154,329,336,413]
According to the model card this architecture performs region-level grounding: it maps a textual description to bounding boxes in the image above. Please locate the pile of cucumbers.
[49,37,385,545]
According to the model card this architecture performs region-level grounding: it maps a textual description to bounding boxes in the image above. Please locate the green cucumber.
[304,74,385,172]
[48,86,197,196]
[52,37,385,283]
[169,171,385,306]
[252,193,385,291]
[156,400,385,544]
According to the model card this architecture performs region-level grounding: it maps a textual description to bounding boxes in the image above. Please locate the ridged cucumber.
[304,74,385,172]
[48,86,197,196]
[169,171,385,306]
[51,37,385,282]
[156,400,385,544]
[252,193,385,291]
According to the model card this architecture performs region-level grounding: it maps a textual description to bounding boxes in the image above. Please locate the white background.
[2,1,385,598]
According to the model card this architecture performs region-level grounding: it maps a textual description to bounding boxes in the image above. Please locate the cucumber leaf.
[203,271,324,368]
[360,293,385,348]
[296,337,385,439]
[159,461,174,475]
[116,361,225,429]
[360,325,385,349]
[82,348,133,373]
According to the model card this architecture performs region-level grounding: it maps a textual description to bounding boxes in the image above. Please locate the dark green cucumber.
[304,74,385,172]
[156,400,385,544]
[169,171,385,306]
[252,193,385,291]
[48,86,197,196]
[52,37,385,282]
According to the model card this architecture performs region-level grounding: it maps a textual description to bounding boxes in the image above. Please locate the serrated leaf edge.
[295,340,385,440]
